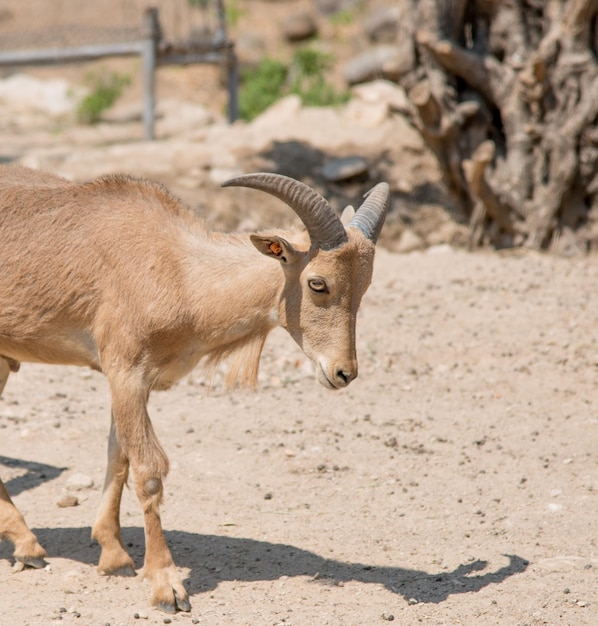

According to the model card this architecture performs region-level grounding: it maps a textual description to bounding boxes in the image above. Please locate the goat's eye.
[308,277,328,293]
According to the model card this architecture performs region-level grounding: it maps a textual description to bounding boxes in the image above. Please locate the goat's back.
[0,165,204,273]
[0,166,206,366]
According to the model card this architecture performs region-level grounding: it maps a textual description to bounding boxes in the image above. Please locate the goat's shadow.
[1,525,528,605]
[0,455,66,497]
[0,456,528,603]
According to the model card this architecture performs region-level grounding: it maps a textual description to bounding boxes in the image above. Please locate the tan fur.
[0,165,379,612]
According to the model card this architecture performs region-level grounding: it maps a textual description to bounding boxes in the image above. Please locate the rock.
[322,156,369,182]
[426,221,464,246]
[0,73,84,117]
[313,0,360,15]
[351,79,410,112]
[282,11,318,42]
[364,6,400,43]
[250,94,303,132]
[235,32,267,67]
[57,494,79,508]
[426,243,456,255]
[156,100,217,138]
[209,167,243,185]
[344,98,389,127]
[344,45,402,85]
[65,473,94,492]
[395,229,425,253]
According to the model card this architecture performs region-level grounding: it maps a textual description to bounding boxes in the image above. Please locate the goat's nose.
[335,366,357,387]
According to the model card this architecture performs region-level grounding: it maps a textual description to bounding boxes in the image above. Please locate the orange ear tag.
[269,242,283,256]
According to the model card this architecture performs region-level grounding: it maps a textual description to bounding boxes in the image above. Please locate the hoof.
[156,590,191,614]
[175,590,191,613]
[157,601,177,615]
[16,555,48,569]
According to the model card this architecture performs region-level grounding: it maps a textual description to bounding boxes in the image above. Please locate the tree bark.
[396,0,598,251]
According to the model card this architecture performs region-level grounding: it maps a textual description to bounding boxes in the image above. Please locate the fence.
[0,0,238,139]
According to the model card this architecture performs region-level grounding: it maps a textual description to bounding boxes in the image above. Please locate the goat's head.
[223,173,389,390]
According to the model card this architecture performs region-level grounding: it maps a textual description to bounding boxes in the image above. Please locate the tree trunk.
[394,0,598,252]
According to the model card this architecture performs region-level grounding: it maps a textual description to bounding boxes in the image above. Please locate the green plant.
[77,71,131,125]
[237,46,350,120]
[225,0,243,27]
[329,8,355,26]
[188,0,243,27]
[289,47,350,108]
[238,57,288,121]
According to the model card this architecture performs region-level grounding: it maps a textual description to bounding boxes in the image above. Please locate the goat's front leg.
[0,478,47,568]
[108,376,190,613]
[91,413,135,576]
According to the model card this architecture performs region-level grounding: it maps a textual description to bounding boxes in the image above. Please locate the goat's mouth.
[317,368,339,390]
[315,361,346,390]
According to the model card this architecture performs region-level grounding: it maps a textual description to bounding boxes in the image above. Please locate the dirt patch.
[1,1,597,624]
[1,248,597,625]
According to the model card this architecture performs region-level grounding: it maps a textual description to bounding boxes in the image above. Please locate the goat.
[0,165,388,612]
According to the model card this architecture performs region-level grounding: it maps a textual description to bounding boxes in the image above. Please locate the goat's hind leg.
[0,478,47,568]
[91,413,136,576]
[0,356,19,396]
[0,358,10,396]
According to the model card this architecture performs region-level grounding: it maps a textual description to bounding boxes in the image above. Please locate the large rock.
[351,79,410,114]
[364,5,400,43]
[313,0,361,15]
[322,156,369,182]
[235,32,267,67]
[282,11,318,42]
[344,45,403,85]
[0,73,83,116]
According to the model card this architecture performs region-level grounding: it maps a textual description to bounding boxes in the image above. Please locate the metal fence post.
[142,8,160,141]
[227,50,239,122]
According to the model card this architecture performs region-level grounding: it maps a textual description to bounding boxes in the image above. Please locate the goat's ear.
[340,205,355,226]
[250,235,299,264]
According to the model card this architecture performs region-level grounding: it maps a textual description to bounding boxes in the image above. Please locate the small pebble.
[164,619,172,625]
[57,494,79,508]
[563,588,570,594]
[382,612,395,621]
[408,598,418,605]
[264,492,273,500]
[65,473,94,491]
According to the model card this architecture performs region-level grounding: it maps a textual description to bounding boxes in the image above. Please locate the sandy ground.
[1,246,597,626]
[1,2,597,624]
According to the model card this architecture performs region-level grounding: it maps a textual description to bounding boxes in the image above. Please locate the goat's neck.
[188,232,283,345]
[181,232,286,388]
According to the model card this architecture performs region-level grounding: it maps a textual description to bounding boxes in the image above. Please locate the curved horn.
[222,173,348,250]
[347,182,390,244]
